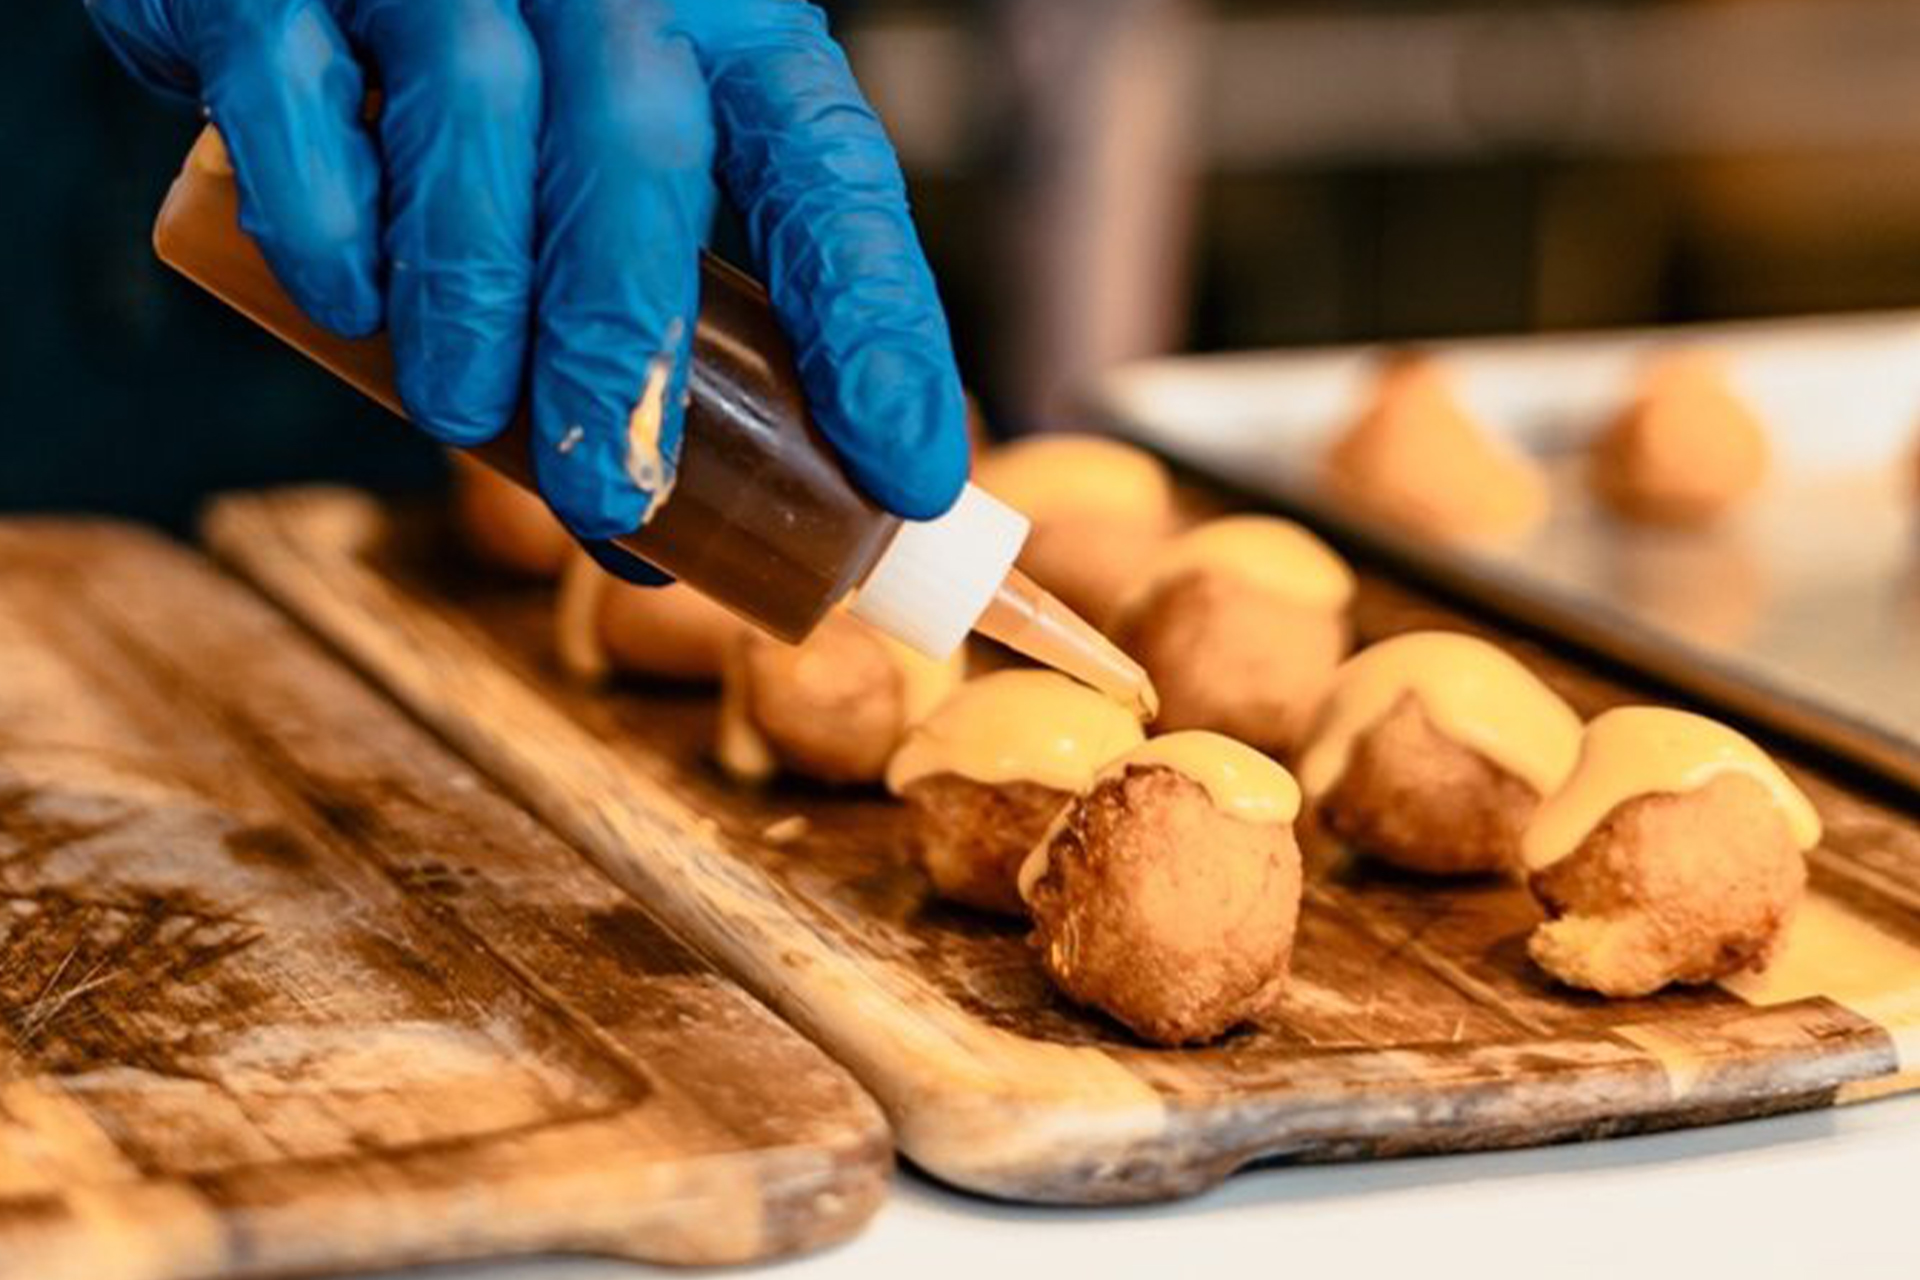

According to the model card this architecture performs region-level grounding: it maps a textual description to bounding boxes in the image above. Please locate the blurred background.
[13,0,1920,530]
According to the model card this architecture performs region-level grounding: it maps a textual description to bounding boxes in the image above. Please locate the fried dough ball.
[1590,352,1769,527]
[897,778,1070,916]
[974,434,1177,627]
[886,670,1146,914]
[598,580,742,680]
[1019,733,1303,1045]
[1318,697,1548,878]
[449,452,572,578]
[1324,354,1548,543]
[1110,516,1355,758]
[1522,707,1820,997]
[715,612,963,786]
[552,552,744,683]
[1298,632,1583,876]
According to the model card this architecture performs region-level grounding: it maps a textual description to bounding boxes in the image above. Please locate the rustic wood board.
[0,519,891,1279]
[205,488,1920,1206]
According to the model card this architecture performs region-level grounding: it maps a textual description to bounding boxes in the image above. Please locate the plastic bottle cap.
[848,483,1030,660]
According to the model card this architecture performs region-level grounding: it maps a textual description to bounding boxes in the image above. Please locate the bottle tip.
[1132,670,1162,722]
[977,569,1158,721]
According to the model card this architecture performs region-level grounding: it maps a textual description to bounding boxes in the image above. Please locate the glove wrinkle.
[704,11,968,520]
[193,0,385,337]
[523,0,713,542]
[344,0,541,445]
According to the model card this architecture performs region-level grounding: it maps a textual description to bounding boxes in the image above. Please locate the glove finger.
[338,0,541,446]
[703,4,967,521]
[188,0,383,337]
[521,0,717,542]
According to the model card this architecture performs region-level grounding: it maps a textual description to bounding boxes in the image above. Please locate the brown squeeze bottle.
[154,128,1157,718]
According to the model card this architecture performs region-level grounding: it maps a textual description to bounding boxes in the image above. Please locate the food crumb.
[762,815,811,845]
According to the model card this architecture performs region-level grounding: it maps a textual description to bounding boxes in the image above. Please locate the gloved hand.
[86,0,969,561]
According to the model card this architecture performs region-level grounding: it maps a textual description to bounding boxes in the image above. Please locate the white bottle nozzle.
[847,483,1030,659]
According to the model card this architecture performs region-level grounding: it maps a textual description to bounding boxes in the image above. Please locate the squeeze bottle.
[154,128,1156,717]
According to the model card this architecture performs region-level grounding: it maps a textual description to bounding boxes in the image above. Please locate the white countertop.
[376,1092,1920,1280]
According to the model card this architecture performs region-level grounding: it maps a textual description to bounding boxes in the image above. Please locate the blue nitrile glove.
[86,0,970,576]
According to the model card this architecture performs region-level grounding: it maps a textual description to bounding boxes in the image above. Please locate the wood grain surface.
[206,488,1920,1206]
[0,519,891,1279]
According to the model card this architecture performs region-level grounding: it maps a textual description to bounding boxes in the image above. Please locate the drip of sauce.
[885,670,1147,795]
[973,434,1173,522]
[1719,895,1920,1039]
[1122,515,1356,617]
[714,642,778,782]
[622,351,676,500]
[975,570,1159,720]
[1100,732,1301,826]
[1298,631,1582,801]
[553,552,613,682]
[1522,706,1823,870]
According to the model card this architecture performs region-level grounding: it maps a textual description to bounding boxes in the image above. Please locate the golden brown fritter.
[728,617,912,784]
[1527,773,1807,997]
[554,553,741,684]
[1318,694,1541,877]
[717,614,959,785]
[1589,353,1769,527]
[597,579,741,681]
[1324,355,1548,543]
[900,775,1070,915]
[887,669,1147,913]
[450,452,572,578]
[1112,571,1348,759]
[1022,765,1302,1045]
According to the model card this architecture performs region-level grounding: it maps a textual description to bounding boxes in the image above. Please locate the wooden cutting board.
[206,487,1920,1207]
[0,519,890,1279]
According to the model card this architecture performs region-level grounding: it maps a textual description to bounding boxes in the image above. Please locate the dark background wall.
[12,0,1920,530]
[3,7,442,533]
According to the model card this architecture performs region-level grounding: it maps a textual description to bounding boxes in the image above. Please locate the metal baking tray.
[1092,312,1920,795]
